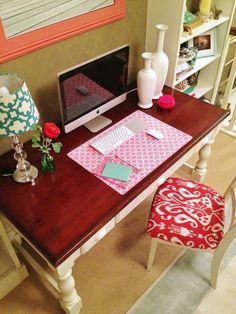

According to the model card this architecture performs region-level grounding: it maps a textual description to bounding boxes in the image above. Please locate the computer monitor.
[57,45,129,133]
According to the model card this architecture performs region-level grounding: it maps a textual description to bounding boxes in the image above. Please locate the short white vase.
[152,24,169,99]
[137,52,156,109]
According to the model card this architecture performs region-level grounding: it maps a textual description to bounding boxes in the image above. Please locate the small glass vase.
[41,153,55,173]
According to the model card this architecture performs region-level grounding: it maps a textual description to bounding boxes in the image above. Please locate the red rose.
[43,123,60,139]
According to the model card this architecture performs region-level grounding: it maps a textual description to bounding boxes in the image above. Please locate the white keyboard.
[90,125,135,155]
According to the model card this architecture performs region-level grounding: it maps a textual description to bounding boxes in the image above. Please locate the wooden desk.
[0,88,229,313]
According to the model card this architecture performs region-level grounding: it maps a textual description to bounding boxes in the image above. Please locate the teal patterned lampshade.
[0,73,40,138]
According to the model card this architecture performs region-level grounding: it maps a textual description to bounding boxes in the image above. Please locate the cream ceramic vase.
[152,24,169,99]
[137,52,156,109]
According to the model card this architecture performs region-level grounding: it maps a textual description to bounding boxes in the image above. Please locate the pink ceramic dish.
[157,94,175,110]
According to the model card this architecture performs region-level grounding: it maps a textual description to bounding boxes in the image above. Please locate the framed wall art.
[0,0,125,64]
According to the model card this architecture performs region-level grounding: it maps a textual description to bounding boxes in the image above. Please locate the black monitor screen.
[58,46,129,125]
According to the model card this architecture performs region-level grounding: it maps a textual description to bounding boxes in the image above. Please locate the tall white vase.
[152,24,169,99]
[137,52,156,109]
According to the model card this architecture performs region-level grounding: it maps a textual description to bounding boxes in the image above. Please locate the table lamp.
[0,73,40,184]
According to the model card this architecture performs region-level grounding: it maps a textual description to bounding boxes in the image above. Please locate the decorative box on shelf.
[184,17,203,35]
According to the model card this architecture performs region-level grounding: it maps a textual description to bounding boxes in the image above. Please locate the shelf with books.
[175,54,219,85]
[175,80,213,99]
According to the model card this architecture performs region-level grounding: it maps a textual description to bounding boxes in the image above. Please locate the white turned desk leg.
[192,138,214,182]
[53,264,82,314]
[1,214,82,313]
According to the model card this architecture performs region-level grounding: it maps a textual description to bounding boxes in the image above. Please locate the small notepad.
[101,162,132,182]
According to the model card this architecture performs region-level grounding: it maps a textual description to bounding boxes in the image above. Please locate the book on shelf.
[175,84,195,96]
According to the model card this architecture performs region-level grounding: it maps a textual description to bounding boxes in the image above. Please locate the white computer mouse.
[146,129,164,140]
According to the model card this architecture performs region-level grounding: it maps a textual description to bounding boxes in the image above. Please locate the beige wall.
[0,0,147,155]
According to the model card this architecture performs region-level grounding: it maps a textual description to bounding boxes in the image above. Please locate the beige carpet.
[0,132,235,314]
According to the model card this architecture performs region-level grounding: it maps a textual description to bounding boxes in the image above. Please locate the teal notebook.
[101,162,132,182]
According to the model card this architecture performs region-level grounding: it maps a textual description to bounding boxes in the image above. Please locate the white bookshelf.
[229,87,236,103]
[221,45,236,137]
[192,80,213,98]
[145,0,236,102]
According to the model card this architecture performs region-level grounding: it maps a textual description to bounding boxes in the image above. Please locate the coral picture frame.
[0,0,125,64]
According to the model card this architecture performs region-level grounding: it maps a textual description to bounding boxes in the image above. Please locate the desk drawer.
[80,218,115,254]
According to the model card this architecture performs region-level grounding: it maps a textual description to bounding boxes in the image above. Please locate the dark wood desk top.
[0,88,229,266]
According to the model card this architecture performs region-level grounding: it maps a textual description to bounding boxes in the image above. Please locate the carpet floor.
[127,240,236,314]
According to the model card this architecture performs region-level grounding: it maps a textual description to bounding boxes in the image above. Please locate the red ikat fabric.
[147,178,225,249]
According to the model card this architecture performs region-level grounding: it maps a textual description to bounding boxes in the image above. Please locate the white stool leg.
[147,238,158,271]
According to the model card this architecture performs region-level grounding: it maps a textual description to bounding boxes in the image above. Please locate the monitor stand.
[84,115,112,133]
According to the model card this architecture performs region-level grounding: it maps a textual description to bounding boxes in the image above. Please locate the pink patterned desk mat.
[67,110,192,195]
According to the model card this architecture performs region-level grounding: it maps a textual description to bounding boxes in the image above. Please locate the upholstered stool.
[148,177,225,249]
[146,177,236,288]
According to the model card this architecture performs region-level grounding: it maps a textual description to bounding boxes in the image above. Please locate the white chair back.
[223,176,236,232]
